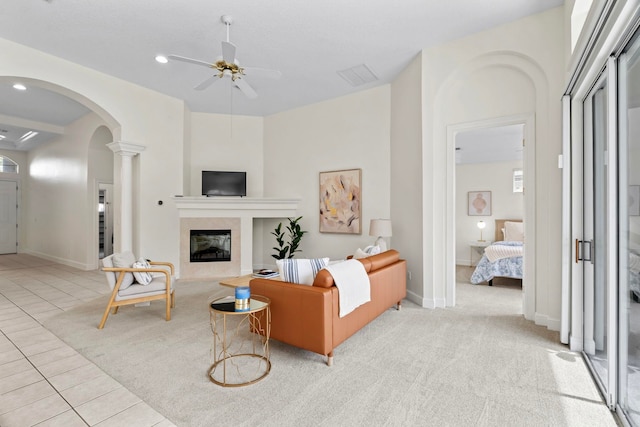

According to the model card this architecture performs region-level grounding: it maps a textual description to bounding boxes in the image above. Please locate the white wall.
[88,125,114,263]
[188,113,264,197]
[262,86,391,266]
[25,112,104,268]
[1,37,187,271]
[0,7,565,325]
[390,53,424,303]
[410,7,565,328]
[455,160,523,265]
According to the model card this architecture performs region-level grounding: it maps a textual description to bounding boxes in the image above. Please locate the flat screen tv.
[202,171,246,197]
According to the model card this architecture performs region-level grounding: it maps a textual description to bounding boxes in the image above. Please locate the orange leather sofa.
[249,250,407,366]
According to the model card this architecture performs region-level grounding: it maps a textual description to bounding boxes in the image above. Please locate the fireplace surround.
[174,197,300,280]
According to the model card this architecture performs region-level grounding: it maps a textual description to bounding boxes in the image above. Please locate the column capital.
[107,141,146,157]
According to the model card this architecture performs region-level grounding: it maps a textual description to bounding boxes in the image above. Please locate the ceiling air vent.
[337,64,378,87]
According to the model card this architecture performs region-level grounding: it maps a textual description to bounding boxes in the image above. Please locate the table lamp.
[477,220,486,242]
[369,219,392,251]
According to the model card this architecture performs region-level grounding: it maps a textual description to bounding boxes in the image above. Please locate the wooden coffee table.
[219,274,281,288]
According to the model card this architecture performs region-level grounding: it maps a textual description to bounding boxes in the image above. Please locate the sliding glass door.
[618,31,640,426]
[580,27,640,425]
[583,72,613,401]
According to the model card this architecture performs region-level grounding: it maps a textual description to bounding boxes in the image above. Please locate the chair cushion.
[132,258,153,285]
[111,251,136,290]
[116,275,172,300]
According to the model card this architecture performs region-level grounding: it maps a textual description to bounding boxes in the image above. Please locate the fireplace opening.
[190,229,231,262]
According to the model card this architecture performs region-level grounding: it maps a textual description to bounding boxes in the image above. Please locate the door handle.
[576,239,594,263]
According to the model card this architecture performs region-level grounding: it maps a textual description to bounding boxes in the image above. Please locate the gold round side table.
[208,295,271,387]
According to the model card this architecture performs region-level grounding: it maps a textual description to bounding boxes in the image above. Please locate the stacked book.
[252,269,279,279]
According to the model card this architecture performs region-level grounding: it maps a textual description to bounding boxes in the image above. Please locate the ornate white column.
[107,141,145,252]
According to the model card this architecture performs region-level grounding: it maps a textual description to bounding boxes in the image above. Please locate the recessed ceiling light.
[19,131,38,142]
[155,55,168,64]
[13,83,26,91]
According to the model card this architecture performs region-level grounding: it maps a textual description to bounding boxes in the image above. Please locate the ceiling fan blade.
[242,67,282,79]
[194,74,221,91]
[168,54,213,68]
[234,77,258,99]
[221,41,236,63]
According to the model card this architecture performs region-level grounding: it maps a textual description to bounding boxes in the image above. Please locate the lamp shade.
[369,219,392,237]
[477,220,486,230]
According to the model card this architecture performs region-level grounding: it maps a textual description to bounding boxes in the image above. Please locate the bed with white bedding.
[470,219,524,286]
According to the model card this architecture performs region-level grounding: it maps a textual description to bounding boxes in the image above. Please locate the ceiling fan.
[168,15,281,99]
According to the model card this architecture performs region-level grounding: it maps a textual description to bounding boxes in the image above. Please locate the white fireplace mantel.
[173,197,300,218]
[174,197,300,277]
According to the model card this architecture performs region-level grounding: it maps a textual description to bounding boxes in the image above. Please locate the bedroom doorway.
[451,114,534,317]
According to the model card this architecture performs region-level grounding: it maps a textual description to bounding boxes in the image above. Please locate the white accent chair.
[99,251,175,329]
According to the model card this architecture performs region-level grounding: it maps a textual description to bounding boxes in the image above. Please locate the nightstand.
[469,241,492,267]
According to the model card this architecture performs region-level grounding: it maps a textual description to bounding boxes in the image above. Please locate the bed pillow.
[132,258,153,285]
[504,221,524,242]
[276,258,330,285]
[111,251,136,290]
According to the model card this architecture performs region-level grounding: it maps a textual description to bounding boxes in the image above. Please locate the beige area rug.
[43,280,616,427]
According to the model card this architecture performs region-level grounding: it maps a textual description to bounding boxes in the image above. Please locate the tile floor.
[0,254,175,427]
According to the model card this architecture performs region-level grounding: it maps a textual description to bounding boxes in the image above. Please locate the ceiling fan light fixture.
[155,55,169,64]
[166,14,278,100]
[13,83,27,91]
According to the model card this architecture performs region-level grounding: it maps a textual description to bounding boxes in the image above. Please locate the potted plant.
[272,216,307,260]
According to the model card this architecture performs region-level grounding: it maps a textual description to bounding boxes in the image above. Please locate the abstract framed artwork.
[319,168,362,234]
[468,191,492,216]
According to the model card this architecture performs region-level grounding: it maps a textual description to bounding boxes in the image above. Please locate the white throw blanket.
[484,244,523,263]
[324,259,371,318]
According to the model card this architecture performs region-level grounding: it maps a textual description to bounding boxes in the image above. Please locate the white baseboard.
[534,313,561,332]
[22,249,93,271]
[570,334,583,352]
[407,290,446,309]
[405,290,426,307]
[546,318,561,332]
[584,338,596,355]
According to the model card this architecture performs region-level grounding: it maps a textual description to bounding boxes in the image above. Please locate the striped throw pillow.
[276,258,330,285]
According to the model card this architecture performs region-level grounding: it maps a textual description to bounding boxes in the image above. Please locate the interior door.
[0,180,17,254]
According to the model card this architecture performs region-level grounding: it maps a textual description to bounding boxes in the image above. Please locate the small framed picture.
[468,191,491,216]
[630,185,640,216]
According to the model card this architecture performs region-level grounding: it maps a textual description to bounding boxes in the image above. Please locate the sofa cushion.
[367,250,400,272]
[276,258,329,285]
[111,251,136,290]
[312,269,334,288]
